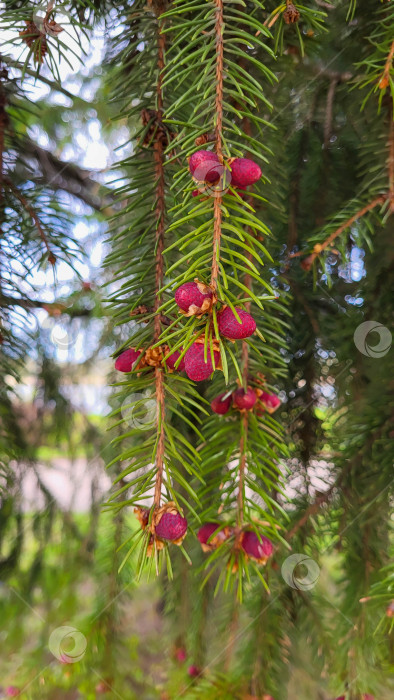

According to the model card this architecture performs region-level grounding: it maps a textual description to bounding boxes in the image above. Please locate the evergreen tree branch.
[211,0,224,291]
[4,176,54,259]
[0,54,89,105]
[152,1,167,509]
[0,293,94,318]
[290,195,387,270]
[19,139,113,213]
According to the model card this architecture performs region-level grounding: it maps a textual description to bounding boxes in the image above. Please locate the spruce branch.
[289,195,387,270]
[211,0,224,291]
[4,176,54,259]
[152,0,167,510]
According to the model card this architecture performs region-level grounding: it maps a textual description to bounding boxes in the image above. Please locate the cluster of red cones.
[197,523,273,565]
[115,280,257,382]
[188,150,262,192]
[211,386,281,415]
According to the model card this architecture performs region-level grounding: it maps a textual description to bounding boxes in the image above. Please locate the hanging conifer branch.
[158,0,280,385]
[211,0,224,291]
[292,195,387,270]
[106,1,208,575]
[152,0,167,510]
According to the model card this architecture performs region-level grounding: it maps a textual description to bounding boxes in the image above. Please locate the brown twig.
[210,0,224,291]
[286,486,335,540]
[153,366,165,508]
[289,195,387,269]
[388,108,394,211]
[256,9,281,35]
[4,176,53,256]
[0,293,91,317]
[379,39,394,89]
[324,78,337,149]
[152,2,167,509]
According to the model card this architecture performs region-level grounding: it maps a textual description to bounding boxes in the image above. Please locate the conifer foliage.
[106,0,290,588]
[0,0,393,698]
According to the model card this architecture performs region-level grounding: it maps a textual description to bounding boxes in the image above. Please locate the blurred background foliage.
[0,0,393,699]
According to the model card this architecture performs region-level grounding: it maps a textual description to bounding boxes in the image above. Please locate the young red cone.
[189,150,221,183]
[164,349,185,372]
[184,343,220,381]
[211,392,232,414]
[187,665,201,678]
[258,391,281,414]
[5,690,20,698]
[175,647,187,663]
[155,510,188,542]
[114,348,142,372]
[218,306,256,340]
[175,281,213,314]
[241,530,273,564]
[197,522,231,552]
[95,681,111,694]
[229,157,262,188]
[233,387,256,411]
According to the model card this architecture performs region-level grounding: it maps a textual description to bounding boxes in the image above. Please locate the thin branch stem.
[380,39,394,88]
[1,54,89,104]
[324,78,337,148]
[210,0,224,291]
[286,486,335,540]
[289,195,387,268]
[4,176,53,255]
[153,366,165,508]
[152,3,167,509]
[388,107,394,211]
